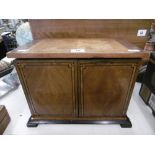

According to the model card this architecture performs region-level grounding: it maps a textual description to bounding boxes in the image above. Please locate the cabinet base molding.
[27,115,132,128]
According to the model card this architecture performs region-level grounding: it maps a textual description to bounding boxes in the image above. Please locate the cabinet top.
[7,38,150,60]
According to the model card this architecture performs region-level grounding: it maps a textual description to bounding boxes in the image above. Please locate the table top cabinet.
[7,38,150,127]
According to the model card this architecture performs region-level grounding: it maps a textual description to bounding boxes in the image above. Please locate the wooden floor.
[0,82,155,135]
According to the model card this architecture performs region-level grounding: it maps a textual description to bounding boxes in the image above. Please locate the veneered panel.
[79,60,137,117]
[17,60,77,116]
[29,19,153,48]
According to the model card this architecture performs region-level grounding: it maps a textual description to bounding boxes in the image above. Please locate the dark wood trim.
[0,66,14,78]
[27,115,132,128]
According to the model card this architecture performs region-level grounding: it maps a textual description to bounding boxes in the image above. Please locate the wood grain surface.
[7,38,150,60]
[9,19,152,127]
[29,19,153,48]
[0,105,10,134]
[15,58,140,125]
[15,60,78,116]
[78,60,139,117]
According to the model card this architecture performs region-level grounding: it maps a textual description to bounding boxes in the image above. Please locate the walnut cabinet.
[15,58,140,127]
[7,38,150,128]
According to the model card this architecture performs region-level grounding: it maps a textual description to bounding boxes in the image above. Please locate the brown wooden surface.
[0,105,6,122]
[15,60,78,116]
[0,105,10,134]
[15,58,140,126]
[7,38,150,60]
[29,19,153,48]
[78,59,140,117]
[10,20,151,126]
[139,84,151,104]
[21,38,128,52]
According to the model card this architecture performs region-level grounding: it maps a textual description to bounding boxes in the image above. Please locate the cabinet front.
[78,60,138,117]
[16,60,77,117]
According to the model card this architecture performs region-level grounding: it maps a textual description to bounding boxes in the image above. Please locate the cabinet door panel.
[16,60,77,116]
[79,60,138,117]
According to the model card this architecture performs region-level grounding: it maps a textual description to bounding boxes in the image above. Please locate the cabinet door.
[78,59,139,117]
[16,60,77,117]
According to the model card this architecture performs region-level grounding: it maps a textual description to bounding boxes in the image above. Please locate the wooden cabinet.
[15,58,141,127]
[7,38,150,128]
